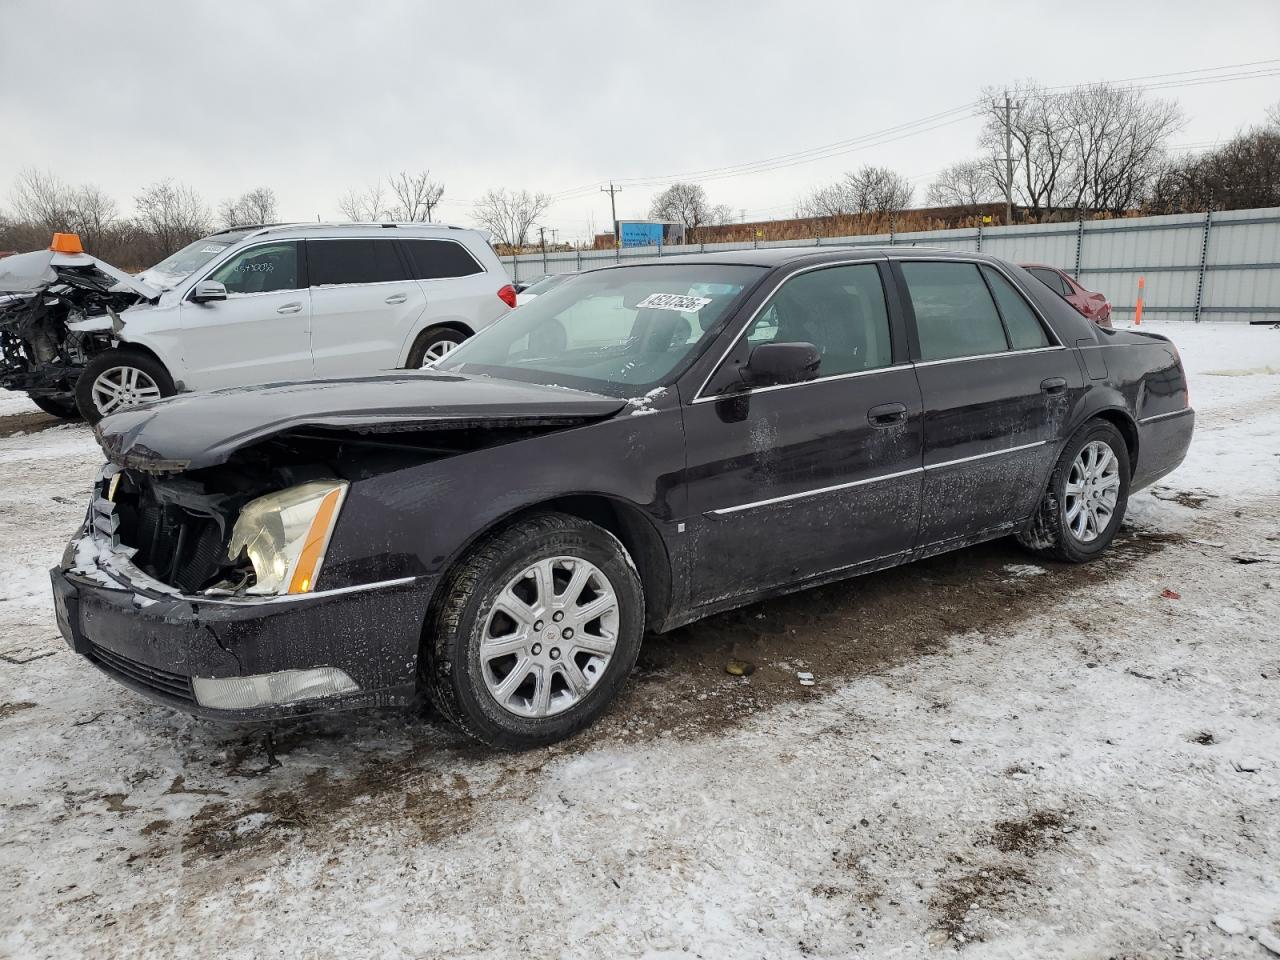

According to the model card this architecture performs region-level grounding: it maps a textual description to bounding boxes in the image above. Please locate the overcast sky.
[2,0,1277,242]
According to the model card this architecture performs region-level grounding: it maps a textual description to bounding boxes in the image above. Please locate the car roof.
[586,245,1014,270]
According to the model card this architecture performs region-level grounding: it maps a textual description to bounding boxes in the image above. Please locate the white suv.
[71,222,514,422]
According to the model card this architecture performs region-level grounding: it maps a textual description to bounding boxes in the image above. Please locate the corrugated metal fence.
[503,206,1280,323]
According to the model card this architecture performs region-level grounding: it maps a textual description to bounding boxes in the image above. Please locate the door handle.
[385,293,408,304]
[1040,377,1067,395]
[276,302,302,314]
[867,402,908,428]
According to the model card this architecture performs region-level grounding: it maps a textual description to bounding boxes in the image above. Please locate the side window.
[900,261,1008,361]
[981,266,1051,350]
[740,264,893,376]
[207,242,300,295]
[307,239,407,286]
[1031,268,1071,298]
[401,239,484,280]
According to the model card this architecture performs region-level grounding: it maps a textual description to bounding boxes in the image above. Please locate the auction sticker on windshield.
[635,293,713,312]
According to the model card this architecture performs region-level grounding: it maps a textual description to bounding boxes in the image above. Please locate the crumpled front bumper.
[52,531,434,721]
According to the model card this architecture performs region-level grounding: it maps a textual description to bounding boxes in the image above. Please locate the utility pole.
[601,182,622,246]
[1001,89,1016,225]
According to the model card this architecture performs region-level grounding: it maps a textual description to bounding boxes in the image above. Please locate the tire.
[75,349,176,425]
[27,393,82,420]
[1017,419,1131,563]
[406,326,468,368]
[423,513,644,749]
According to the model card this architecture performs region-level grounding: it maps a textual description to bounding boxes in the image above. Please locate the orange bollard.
[1134,276,1145,326]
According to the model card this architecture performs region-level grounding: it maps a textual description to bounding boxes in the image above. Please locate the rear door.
[684,261,924,605]
[399,237,505,356]
[307,237,427,377]
[895,259,1080,552]
[177,240,313,390]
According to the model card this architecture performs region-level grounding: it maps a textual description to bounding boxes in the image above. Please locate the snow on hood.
[0,249,161,300]
[94,372,628,471]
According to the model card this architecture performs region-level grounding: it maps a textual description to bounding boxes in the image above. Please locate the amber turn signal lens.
[288,487,344,594]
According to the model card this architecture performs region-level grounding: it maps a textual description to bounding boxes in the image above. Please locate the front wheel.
[1017,419,1130,563]
[423,513,644,748]
[75,349,176,424]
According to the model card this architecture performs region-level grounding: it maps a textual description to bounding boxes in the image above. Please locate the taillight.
[497,284,517,308]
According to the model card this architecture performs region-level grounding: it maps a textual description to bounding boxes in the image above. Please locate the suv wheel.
[423,513,644,748]
[76,349,176,424]
[407,327,468,368]
[1017,419,1131,563]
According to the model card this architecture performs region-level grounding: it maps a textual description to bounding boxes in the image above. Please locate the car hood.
[0,249,161,300]
[95,373,628,472]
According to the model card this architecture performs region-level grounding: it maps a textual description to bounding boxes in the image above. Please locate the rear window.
[307,239,406,286]
[901,261,1008,361]
[401,239,483,280]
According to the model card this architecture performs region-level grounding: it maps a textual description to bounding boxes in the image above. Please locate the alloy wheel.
[1064,440,1121,543]
[90,365,163,417]
[480,556,620,718]
[422,339,460,366]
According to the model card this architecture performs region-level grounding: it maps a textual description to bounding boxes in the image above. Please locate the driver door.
[177,240,313,390]
[682,262,924,606]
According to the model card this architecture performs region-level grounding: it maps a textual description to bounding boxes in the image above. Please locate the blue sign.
[619,221,665,248]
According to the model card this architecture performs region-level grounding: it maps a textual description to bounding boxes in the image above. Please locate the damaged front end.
[53,372,626,719]
[0,242,158,405]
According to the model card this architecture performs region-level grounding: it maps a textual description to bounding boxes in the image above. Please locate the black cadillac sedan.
[52,247,1194,747]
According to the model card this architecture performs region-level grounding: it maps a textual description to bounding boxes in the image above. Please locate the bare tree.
[337,183,389,222]
[68,185,119,250]
[387,170,445,222]
[1267,100,1280,130]
[10,168,73,228]
[925,160,1001,206]
[978,82,1075,220]
[473,188,551,249]
[648,182,729,235]
[1062,84,1183,214]
[218,186,279,227]
[798,165,913,217]
[134,179,210,252]
[1148,127,1280,213]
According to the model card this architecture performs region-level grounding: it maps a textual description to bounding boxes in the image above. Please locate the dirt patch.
[1190,730,1216,745]
[931,864,1032,945]
[985,809,1069,854]
[580,527,1180,745]
[0,410,62,439]
[174,726,546,861]
[0,701,36,720]
[1153,489,1213,509]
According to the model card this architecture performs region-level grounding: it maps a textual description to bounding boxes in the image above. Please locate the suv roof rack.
[237,221,469,241]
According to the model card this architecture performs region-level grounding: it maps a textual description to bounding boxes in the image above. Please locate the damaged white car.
[0,224,514,423]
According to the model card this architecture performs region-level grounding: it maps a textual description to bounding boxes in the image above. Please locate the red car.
[1022,264,1112,328]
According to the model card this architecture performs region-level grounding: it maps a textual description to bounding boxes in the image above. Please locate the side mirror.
[191,280,227,303]
[744,342,821,388]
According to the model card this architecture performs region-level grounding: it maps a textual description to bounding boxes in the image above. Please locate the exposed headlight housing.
[192,667,359,710]
[227,480,348,595]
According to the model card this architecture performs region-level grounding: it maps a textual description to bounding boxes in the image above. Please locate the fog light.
[192,667,358,710]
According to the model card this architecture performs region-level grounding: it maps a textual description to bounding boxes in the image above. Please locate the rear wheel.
[406,327,468,368]
[27,393,82,420]
[423,513,644,748]
[1017,419,1130,563]
[75,349,176,424]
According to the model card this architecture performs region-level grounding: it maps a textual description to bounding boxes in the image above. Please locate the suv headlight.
[227,480,348,595]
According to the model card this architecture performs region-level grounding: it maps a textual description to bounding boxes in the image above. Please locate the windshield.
[144,236,241,282]
[437,263,764,395]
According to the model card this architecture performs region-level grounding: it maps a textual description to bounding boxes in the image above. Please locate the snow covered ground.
[1,322,1278,959]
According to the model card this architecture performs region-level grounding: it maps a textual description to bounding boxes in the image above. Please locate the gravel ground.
[0,322,1277,959]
